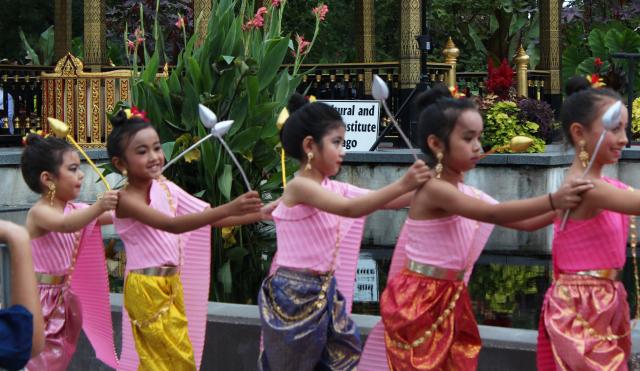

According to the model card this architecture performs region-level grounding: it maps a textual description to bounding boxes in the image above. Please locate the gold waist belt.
[561,269,622,281]
[36,273,66,285]
[407,260,465,281]
[129,265,178,277]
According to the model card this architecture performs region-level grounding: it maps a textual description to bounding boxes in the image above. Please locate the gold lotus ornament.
[47,118,111,190]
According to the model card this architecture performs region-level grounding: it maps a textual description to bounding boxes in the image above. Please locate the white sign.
[319,100,380,152]
[354,256,379,303]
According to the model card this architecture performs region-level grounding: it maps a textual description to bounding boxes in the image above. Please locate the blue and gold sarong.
[258,267,361,371]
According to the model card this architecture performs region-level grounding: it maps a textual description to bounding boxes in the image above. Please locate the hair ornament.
[305,95,317,103]
[276,107,290,131]
[587,73,606,89]
[124,106,150,122]
[449,86,466,99]
[21,129,48,146]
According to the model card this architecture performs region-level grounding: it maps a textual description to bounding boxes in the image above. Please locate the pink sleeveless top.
[552,176,629,274]
[113,178,212,371]
[114,179,201,270]
[31,203,89,274]
[30,202,118,368]
[360,183,497,371]
[269,178,368,314]
[272,178,368,272]
[404,183,498,283]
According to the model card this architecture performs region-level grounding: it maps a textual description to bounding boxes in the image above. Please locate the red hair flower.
[124,106,150,122]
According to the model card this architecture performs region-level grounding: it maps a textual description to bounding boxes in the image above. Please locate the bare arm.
[424,179,592,225]
[27,190,119,235]
[382,190,415,209]
[501,211,557,231]
[97,211,114,226]
[213,212,263,227]
[581,178,640,215]
[285,161,430,218]
[116,190,262,234]
[0,222,44,356]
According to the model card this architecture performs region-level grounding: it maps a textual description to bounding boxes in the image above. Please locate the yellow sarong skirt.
[124,272,196,371]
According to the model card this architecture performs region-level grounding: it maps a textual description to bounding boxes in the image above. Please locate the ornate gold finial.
[442,37,460,89]
[442,37,460,63]
[514,44,530,98]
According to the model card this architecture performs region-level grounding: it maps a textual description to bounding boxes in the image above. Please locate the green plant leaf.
[467,24,488,56]
[258,37,290,90]
[218,164,233,200]
[588,29,609,60]
[562,46,590,81]
[162,141,175,162]
[18,28,40,65]
[227,246,249,262]
[217,261,233,294]
[605,28,640,54]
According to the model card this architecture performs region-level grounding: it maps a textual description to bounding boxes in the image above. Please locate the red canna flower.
[271,0,281,7]
[243,6,268,31]
[291,34,311,57]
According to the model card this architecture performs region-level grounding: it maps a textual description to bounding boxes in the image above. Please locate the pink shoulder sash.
[68,205,118,368]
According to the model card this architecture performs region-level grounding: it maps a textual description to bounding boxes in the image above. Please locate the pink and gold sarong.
[25,282,82,371]
[538,273,630,371]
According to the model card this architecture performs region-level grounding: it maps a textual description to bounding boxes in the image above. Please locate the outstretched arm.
[28,190,119,234]
[425,178,592,225]
[116,190,262,234]
[285,161,430,218]
[501,211,557,231]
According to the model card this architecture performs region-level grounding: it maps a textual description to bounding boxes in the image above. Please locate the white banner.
[319,100,380,152]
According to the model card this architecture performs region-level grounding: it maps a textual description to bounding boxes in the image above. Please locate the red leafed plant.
[486,58,514,99]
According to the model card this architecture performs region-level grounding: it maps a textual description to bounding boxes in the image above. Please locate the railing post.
[442,37,459,90]
[515,45,529,98]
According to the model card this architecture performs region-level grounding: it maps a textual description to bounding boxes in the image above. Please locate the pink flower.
[271,0,281,7]
[175,14,185,29]
[243,6,268,31]
[133,27,145,45]
[312,4,329,21]
[291,34,311,57]
[127,40,135,52]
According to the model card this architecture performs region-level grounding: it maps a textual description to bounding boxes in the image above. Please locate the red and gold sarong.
[538,273,631,371]
[381,268,481,370]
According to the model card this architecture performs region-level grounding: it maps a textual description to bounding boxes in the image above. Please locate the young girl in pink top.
[359,86,593,370]
[537,88,636,370]
[21,134,120,370]
[106,108,264,370]
[258,95,431,370]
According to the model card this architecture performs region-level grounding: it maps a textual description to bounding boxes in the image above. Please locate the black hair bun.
[109,109,128,128]
[287,93,309,114]
[565,75,591,96]
[415,83,453,111]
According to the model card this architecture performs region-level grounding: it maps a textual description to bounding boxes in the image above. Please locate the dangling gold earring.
[122,169,129,188]
[435,152,444,179]
[305,152,314,171]
[578,140,589,168]
[47,183,56,207]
